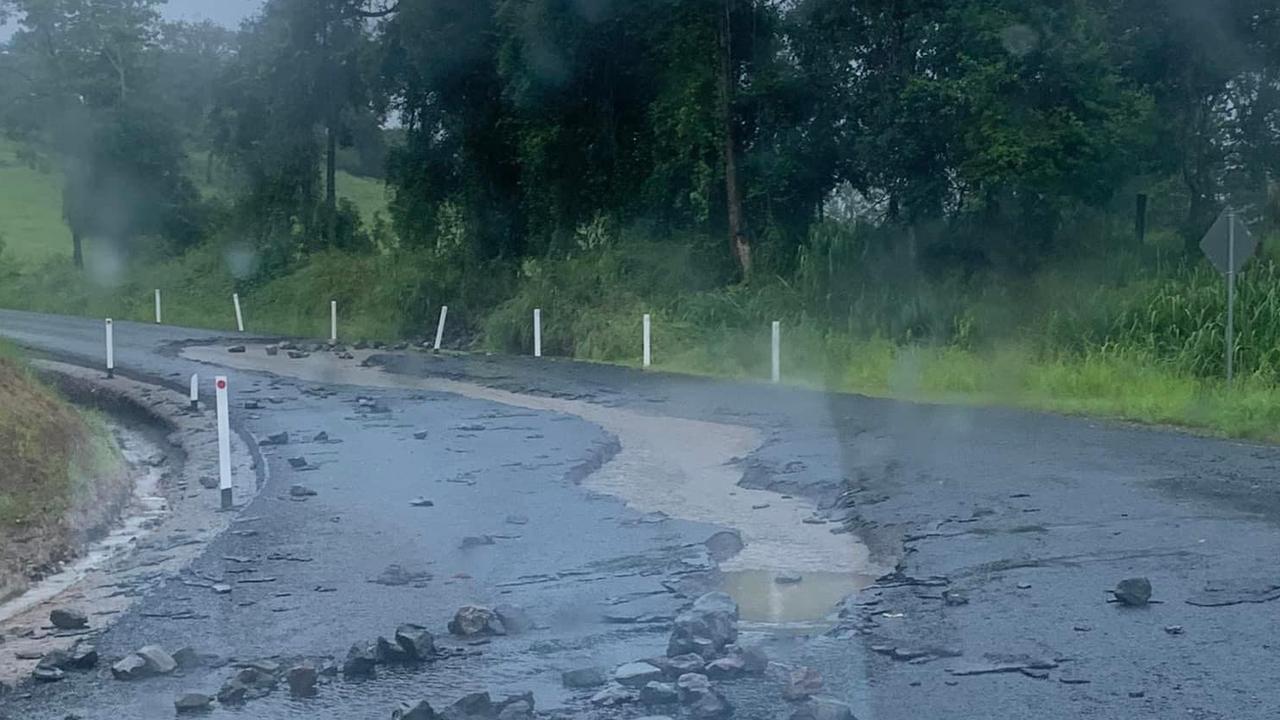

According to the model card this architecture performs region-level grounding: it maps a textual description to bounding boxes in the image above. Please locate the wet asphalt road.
[3,308,1280,720]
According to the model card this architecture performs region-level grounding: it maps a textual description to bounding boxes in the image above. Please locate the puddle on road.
[183,346,887,578]
[722,570,873,624]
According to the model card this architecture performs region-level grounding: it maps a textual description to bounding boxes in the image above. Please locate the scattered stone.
[590,683,639,706]
[410,497,435,508]
[802,517,827,525]
[136,645,177,675]
[727,644,767,674]
[1113,577,1153,607]
[663,654,706,678]
[49,608,88,630]
[342,644,377,679]
[494,604,532,635]
[1164,625,1185,635]
[1073,625,1092,632]
[287,351,310,359]
[228,345,247,353]
[704,531,745,562]
[174,693,212,713]
[563,667,607,689]
[667,592,739,659]
[449,691,493,717]
[616,661,665,687]
[265,346,280,356]
[313,431,330,442]
[111,654,150,680]
[460,535,496,549]
[775,572,803,585]
[261,432,290,446]
[287,457,311,469]
[354,341,370,350]
[704,656,745,679]
[376,636,413,664]
[1059,676,1092,685]
[1016,582,1032,590]
[942,590,969,606]
[212,583,232,594]
[287,663,318,697]
[449,606,502,636]
[372,564,432,587]
[413,430,430,440]
[789,697,855,720]
[497,700,533,720]
[32,666,64,683]
[395,624,436,660]
[199,476,219,489]
[505,515,529,526]
[393,700,438,720]
[783,666,824,700]
[216,680,248,706]
[289,483,317,497]
[640,681,679,705]
[67,644,98,669]
[676,673,711,703]
[689,688,732,718]
[1129,690,1145,698]
[751,504,770,510]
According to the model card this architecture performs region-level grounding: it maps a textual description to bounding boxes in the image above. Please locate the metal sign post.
[189,374,200,410]
[215,376,233,510]
[1199,208,1255,384]
[233,293,245,333]
[155,289,162,324]
[330,300,338,343]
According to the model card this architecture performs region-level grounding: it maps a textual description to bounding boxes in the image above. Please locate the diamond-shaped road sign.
[1200,209,1256,275]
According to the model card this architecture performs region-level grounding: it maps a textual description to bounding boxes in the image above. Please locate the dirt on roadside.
[0,359,131,603]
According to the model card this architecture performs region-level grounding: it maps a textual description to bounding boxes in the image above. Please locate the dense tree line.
[1,0,1277,279]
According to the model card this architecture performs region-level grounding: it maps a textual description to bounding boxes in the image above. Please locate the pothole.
[720,570,873,624]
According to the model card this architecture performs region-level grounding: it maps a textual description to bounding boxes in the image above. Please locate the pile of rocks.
[447,605,532,637]
[565,592,764,718]
[343,623,438,679]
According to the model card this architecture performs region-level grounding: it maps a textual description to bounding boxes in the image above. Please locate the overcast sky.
[1,0,263,41]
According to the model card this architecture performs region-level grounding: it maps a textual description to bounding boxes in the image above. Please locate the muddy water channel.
[185,346,884,622]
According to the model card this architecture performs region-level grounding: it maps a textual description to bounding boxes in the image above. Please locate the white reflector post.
[533,308,542,358]
[330,300,338,343]
[771,321,781,384]
[105,319,115,379]
[154,289,162,324]
[215,376,233,509]
[189,373,199,410]
[434,306,448,352]
[233,293,245,333]
[643,313,652,368]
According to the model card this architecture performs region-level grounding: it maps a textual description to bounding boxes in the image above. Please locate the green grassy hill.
[0,139,71,264]
[0,141,390,266]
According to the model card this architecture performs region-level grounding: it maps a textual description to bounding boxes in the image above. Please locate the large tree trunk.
[719,0,750,280]
[71,230,83,269]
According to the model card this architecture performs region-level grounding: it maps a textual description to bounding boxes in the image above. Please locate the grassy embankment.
[0,341,126,599]
[3,137,1280,441]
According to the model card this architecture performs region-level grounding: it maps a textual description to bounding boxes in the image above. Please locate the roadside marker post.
[105,319,115,379]
[533,308,542,358]
[215,376,233,510]
[233,293,245,332]
[771,321,781,384]
[643,313,652,368]
[154,289,162,324]
[434,306,448,352]
[189,374,199,410]
[330,300,338,343]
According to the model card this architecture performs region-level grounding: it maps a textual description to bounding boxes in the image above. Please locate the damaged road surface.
[2,309,1280,720]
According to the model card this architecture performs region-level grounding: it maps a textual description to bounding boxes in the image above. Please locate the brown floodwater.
[721,570,874,624]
